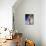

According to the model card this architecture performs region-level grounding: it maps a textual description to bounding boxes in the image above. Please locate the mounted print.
[25,14,34,25]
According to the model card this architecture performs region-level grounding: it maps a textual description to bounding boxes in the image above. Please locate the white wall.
[0,0,16,29]
[13,0,41,46]
[41,0,46,46]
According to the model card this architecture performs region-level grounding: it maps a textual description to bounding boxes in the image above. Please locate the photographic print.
[25,14,34,25]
